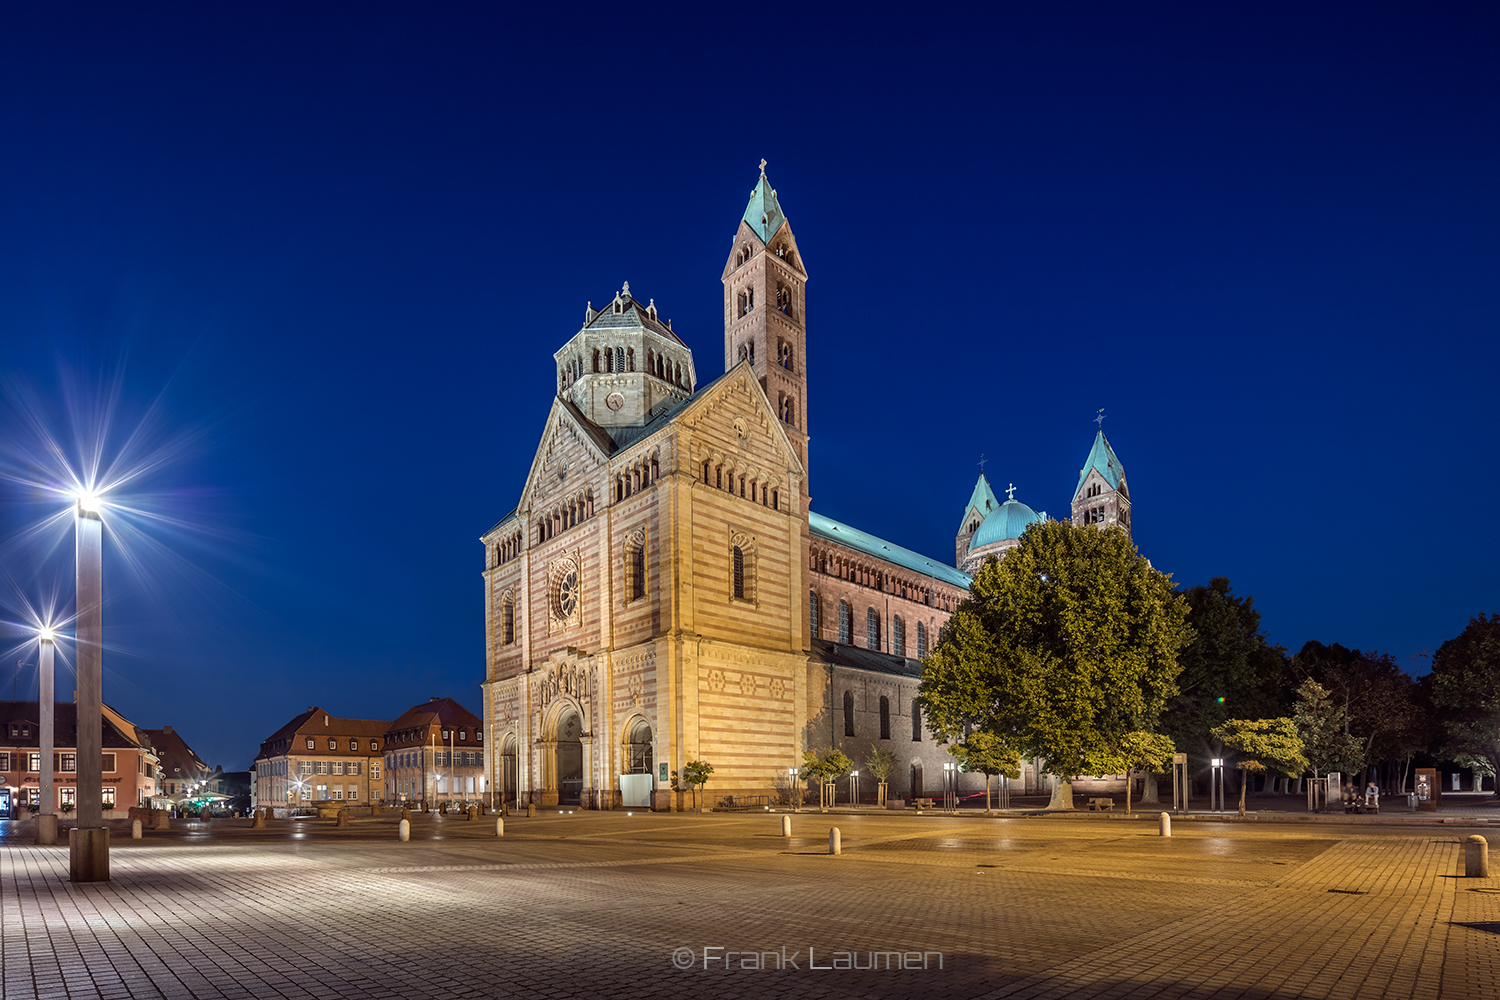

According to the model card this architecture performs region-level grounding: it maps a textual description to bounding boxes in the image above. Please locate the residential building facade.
[0,701,161,818]
[252,707,388,815]
[384,697,486,806]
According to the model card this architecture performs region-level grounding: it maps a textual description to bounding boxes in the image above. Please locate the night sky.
[1,4,1495,771]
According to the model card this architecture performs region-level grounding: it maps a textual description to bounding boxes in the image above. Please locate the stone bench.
[1088,797,1115,812]
[911,798,935,810]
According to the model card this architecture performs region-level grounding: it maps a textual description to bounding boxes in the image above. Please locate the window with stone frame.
[844,690,855,737]
[838,600,851,644]
[866,607,880,651]
[916,621,928,659]
[625,529,648,603]
[729,532,756,602]
[808,591,820,638]
[893,615,906,657]
[912,700,923,742]
[501,591,516,645]
[880,696,891,740]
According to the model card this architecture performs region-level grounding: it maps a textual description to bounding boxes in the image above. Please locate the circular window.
[606,392,625,411]
[554,564,579,619]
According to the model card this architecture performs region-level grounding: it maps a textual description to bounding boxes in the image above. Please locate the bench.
[911,798,935,810]
[1087,798,1115,812]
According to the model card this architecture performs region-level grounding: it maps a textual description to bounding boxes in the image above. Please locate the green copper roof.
[809,511,972,589]
[971,498,1044,547]
[741,168,786,244]
[964,473,999,520]
[1074,428,1127,500]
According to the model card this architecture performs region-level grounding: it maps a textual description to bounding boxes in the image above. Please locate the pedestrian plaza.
[1,807,1496,999]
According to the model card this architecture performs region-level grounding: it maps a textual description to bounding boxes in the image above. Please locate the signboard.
[1414,768,1439,811]
[1172,753,1187,764]
[659,762,669,783]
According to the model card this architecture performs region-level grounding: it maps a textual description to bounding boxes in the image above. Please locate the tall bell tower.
[723,160,810,477]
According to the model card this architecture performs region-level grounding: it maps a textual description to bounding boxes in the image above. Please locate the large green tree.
[1210,718,1308,816]
[1430,613,1500,797]
[1292,679,1364,786]
[950,729,1023,813]
[1162,578,1289,759]
[1294,641,1426,789]
[918,519,1193,810]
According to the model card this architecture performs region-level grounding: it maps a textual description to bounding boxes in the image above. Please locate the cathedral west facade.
[479,165,1133,810]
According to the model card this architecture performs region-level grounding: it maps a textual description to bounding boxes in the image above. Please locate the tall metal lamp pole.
[71,493,109,882]
[36,630,57,845]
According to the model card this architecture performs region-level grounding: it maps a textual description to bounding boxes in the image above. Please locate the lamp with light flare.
[75,493,102,514]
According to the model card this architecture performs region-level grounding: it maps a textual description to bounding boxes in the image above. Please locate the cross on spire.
[1006,483,1016,502]
[1095,408,1106,429]
[759,158,767,175]
[977,453,986,475]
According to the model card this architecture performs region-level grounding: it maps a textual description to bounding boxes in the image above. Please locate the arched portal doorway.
[620,718,654,809]
[554,707,583,806]
[501,734,518,810]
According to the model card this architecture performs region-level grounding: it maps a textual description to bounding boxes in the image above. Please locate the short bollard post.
[781,815,792,836]
[1467,835,1489,878]
[336,810,350,828]
[496,818,504,837]
[527,803,537,818]
[251,810,265,829]
[830,827,841,855]
[468,805,478,821]
[398,819,410,843]
[400,807,412,823]
[131,819,142,839]
[1159,812,1172,837]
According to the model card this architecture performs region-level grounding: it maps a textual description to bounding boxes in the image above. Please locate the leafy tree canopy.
[1292,679,1364,777]
[1161,578,1289,754]
[919,519,1193,779]
[1210,718,1308,775]
[950,729,1022,780]
[801,747,851,782]
[1430,612,1500,794]
[864,746,898,783]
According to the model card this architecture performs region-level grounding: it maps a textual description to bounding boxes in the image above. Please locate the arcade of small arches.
[613,450,661,502]
[537,489,595,544]
[698,455,781,512]
[809,545,953,612]
[492,529,524,569]
[558,346,689,391]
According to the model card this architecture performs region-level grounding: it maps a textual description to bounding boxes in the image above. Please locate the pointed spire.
[1074,427,1127,499]
[742,160,786,243]
[964,472,1000,517]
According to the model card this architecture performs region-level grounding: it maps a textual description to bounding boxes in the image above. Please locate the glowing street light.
[71,491,108,881]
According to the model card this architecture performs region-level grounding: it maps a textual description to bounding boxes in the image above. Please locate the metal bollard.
[131,819,142,839]
[398,819,410,843]
[830,827,841,855]
[1159,812,1171,837]
[496,818,504,837]
[527,803,537,818]
[781,815,792,836]
[1467,835,1489,878]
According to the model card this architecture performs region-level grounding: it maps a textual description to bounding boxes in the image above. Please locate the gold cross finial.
[759,158,767,175]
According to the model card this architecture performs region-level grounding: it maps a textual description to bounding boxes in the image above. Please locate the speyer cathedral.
[480,164,1133,810]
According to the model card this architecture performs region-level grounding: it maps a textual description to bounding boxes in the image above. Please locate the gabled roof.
[142,726,212,779]
[0,700,146,750]
[741,169,787,244]
[255,707,391,761]
[963,473,999,522]
[387,696,482,734]
[810,512,973,589]
[1074,428,1127,500]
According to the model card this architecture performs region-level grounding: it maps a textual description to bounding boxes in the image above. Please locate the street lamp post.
[788,767,800,812]
[36,630,56,846]
[849,770,859,809]
[1210,758,1225,813]
[72,493,108,881]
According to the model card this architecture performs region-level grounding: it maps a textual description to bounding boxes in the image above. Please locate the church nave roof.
[810,511,972,589]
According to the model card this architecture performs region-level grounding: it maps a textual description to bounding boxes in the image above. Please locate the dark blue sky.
[1,4,1495,770]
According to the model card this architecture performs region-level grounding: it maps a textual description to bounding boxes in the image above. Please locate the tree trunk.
[1125,768,1133,814]
[1238,769,1247,817]
[1141,770,1160,805]
[986,774,993,815]
[1045,775,1075,810]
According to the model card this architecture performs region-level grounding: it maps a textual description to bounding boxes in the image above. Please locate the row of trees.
[917,518,1500,807]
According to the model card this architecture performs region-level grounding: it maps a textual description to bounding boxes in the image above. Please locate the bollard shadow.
[1451,921,1500,936]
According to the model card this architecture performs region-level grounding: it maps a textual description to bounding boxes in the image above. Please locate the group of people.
[1343,780,1380,813]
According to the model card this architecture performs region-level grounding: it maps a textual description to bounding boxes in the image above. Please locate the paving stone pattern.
[0,812,1496,999]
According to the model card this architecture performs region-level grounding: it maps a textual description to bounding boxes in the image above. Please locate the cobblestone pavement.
[0,811,1496,999]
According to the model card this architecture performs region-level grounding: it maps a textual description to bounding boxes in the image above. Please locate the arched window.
[893,615,906,658]
[808,591,819,637]
[626,347,635,371]
[623,531,648,603]
[592,349,600,373]
[912,701,922,742]
[838,600,851,644]
[501,594,515,645]
[879,696,890,740]
[732,546,745,599]
[866,607,880,651]
[675,362,682,386]
[916,622,928,659]
[702,460,710,483]
[843,690,855,737]
[615,346,625,372]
